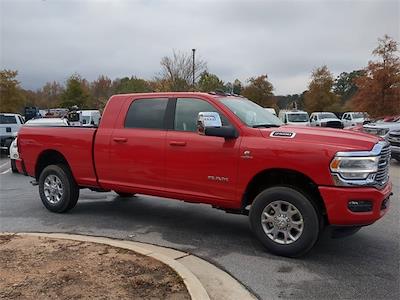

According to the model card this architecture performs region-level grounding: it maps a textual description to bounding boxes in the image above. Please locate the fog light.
[348,200,373,212]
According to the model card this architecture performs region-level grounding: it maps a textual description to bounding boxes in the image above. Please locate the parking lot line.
[1,168,11,175]
[0,162,9,168]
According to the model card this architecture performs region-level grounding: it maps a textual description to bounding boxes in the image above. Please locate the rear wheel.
[39,164,79,213]
[249,186,320,257]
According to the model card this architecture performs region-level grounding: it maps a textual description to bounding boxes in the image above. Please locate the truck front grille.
[375,143,390,186]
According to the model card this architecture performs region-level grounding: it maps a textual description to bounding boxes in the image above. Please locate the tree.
[112,76,152,94]
[304,66,340,112]
[90,75,112,109]
[350,35,400,117]
[197,71,224,92]
[157,50,207,91]
[0,69,25,112]
[333,70,365,104]
[241,74,275,107]
[232,79,242,95]
[60,74,90,108]
[37,81,64,108]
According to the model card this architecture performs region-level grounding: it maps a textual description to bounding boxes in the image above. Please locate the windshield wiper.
[252,124,281,128]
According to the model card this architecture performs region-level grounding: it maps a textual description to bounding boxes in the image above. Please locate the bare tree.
[157,50,207,91]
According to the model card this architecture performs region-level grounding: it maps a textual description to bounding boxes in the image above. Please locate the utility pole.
[192,49,196,89]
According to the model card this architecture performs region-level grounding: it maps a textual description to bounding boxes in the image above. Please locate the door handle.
[169,141,187,146]
[113,137,128,143]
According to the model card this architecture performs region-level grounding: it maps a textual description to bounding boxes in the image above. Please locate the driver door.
[164,97,241,203]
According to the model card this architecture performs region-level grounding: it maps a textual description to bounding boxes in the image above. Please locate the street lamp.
[192,48,196,89]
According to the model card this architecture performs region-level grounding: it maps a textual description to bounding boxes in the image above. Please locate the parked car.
[0,113,24,153]
[264,108,277,116]
[388,130,400,162]
[309,112,343,129]
[278,110,310,126]
[10,118,69,173]
[17,92,392,257]
[363,119,400,140]
[341,112,369,128]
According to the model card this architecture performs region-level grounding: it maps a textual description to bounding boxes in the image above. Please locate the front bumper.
[319,182,392,225]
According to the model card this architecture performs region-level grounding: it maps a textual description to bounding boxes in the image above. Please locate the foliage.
[197,71,224,92]
[241,74,275,107]
[350,35,400,117]
[60,74,90,108]
[333,70,365,104]
[304,66,341,112]
[232,79,242,95]
[157,50,207,91]
[113,76,152,94]
[90,75,112,109]
[0,70,25,113]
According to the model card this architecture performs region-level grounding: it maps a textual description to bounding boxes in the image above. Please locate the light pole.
[192,48,196,89]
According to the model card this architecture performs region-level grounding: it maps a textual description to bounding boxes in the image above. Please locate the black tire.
[38,164,80,213]
[249,186,320,257]
[115,191,135,198]
[11,159,18,173]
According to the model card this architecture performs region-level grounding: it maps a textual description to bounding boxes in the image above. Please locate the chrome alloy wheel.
[261,200,304,245]
[43,174,64,204]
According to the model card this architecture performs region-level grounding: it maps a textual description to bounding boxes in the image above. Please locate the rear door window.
[125,98,168,130]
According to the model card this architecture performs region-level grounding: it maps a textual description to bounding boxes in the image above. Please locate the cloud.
[1,0,398,95]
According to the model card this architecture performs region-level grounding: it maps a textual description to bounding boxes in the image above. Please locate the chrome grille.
[375,143,390,186]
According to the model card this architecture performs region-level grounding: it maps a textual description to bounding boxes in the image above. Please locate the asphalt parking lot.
[0,155,399,300]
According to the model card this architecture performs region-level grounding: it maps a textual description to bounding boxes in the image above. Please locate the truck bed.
[18,126,98,187]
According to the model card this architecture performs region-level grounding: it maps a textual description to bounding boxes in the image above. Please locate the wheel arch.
[35,149,73,181]
[242,168,327,219]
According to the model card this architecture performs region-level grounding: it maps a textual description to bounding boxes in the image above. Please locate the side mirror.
[197,112,237,139]
[82,119,87,124]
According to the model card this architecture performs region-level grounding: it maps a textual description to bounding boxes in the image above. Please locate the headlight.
[330,156,379,180]
[377,128,389,136]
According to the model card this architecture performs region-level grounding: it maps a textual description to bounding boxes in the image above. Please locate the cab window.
[125,98,168,129]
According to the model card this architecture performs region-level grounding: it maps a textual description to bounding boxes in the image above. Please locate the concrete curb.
[2,232,256,300]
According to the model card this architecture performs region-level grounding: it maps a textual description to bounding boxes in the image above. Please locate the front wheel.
[249,186,320,257]
[39,164,80,213]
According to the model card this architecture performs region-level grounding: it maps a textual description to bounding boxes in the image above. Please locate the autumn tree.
[197,71,224,92]
[60,74,90,108]
[90,75,112,109]
[304,66,340,112]
[157,50,207,91]
[0,69,25,112]
[350,35,400,117]
[241,74,275,107]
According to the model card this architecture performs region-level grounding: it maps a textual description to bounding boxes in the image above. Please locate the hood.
[260,125,379,152]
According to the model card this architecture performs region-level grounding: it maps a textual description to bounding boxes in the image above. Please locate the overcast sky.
[1,0,398,95]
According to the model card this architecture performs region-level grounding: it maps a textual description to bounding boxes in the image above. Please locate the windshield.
[320,113,338,119]
[218,97,282,127]
[287,113,308,122]
[353,112,364,119]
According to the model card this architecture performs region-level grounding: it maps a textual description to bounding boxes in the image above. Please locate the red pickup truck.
[17,92,393,257]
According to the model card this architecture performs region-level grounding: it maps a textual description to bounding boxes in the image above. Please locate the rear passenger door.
[107,98,169,191]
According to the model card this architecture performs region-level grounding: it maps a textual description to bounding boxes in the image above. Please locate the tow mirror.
[82,119,87,124]
[197,112,237,139]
